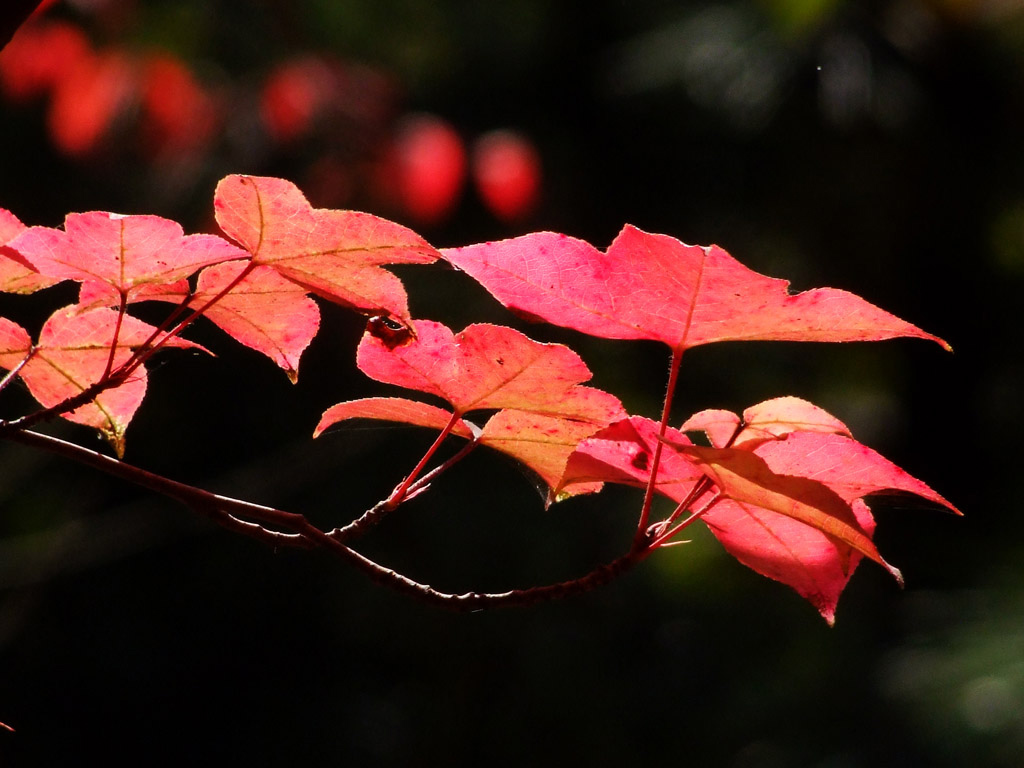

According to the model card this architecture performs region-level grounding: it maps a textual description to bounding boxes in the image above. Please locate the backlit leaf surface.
[681,396,852,449]
[77,262,319,381]
[443,225,949,351]
[322,319,625,497]
[1,208,58,294]
[3,307,204,455]
[558,416,703,498]
[8,211,244,298]
[213,174,439,322]
[315,397,474,439]
[478,410,612,502]
[668,430,958,621]
[356,320,602,416]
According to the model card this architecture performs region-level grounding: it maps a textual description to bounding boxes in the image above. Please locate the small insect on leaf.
[366,315,414,350]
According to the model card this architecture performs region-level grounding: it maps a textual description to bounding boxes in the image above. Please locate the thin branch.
[7,427,649,610]
[329,435,479,543]
[7,429,307,549]
[0,262,254,436]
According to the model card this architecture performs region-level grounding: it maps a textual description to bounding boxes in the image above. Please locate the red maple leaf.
[443,225,949,351]
[0,306,206,455]
[7,211,245,298]
[0,207,58,294]
[564,398,958,622]
[317,319,625,499]
[213,174,440,324]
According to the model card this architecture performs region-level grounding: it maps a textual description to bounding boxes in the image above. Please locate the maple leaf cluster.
[0,174,957,622]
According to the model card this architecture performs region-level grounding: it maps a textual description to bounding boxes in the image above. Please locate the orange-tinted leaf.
[356,319,608,417]
[77,278,190,310]
[681,396,852,449]
[750,431,959,513]
[330,321,624,497]
[669,410,957,622]
[6,307,205,455]
[213,174,439,323]
[443,225,949,351]
[676,444,899,578]
[8,212,245,296]
[1,208,58,294]
[479,409,610,503]
[191,263,319,382]
[735,397,852,448]
[314,397,474,439]
[679,409,742,449]
[0,316,32,366]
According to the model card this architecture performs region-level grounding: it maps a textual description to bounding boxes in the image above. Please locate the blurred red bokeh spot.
[261,57,335,143]
[472,130,541,222]
[139,53,219,158]
[0,20,90,102]
[392,114,466,225]
[47,49,136,156]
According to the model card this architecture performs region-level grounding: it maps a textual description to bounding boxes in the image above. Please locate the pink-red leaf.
[750,431,959,513]
[667,428,959,623]
[188,262,318,383]
[1,208,58,294]
[675,444,897,577]
[7,211,245,297]
[701,494,878,625]
[326,322,625,498]
[213,174,439,323]
[314,397,474,439]
[4,307,205,455]
[443,225,949,351]
[679,409,742,449]
[77,278,190,310]
[356,319,610,417]
[558,416,703,499]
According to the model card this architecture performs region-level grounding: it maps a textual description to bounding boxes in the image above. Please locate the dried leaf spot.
[630,449,650,471]
[366,315,414,350]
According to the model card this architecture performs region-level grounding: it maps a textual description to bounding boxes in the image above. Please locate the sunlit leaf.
[213,174,439,323]
[443,225,949,351]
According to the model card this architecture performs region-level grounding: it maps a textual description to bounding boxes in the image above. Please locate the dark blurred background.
[0,0,1020,765]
